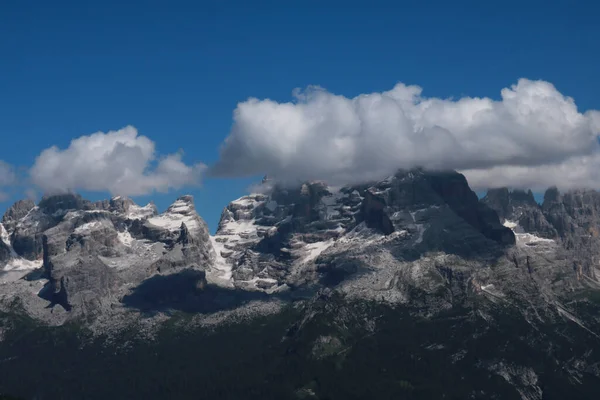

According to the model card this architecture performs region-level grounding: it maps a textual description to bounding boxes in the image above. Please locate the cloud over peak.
[212,79,600,188]
[30,126,205,197]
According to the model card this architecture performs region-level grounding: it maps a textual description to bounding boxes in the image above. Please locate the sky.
[1,0,599,232]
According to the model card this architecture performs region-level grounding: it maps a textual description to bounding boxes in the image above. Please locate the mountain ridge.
[1,169,600,398]
[1,168,598,324]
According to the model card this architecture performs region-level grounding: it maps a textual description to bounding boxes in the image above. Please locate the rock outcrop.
[481,188,557,238]
[1,199,35,232]
[483,186,600,282]
[0,235,11,265]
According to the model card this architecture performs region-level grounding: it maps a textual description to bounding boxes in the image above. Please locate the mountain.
[1,170,599,399]
[482,187,600,281]
[0,193,216,321]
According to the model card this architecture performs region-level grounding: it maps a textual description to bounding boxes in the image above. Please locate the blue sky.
[1,0,599,232]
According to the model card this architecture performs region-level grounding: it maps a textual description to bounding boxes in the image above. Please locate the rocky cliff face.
[482,188,558,238]
[1,199,35,232]
[208,169,516,297]
[483,186,600,282]
[0,193,212,319]
[0,233,11,265]
[146,196,215,275]
[210,180,362,291]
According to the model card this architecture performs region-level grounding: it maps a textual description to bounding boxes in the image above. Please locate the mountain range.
[1,169,599,399]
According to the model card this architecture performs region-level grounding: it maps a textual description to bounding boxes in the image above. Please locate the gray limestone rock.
[1,199,35,232]
[42,250,118,312]
[41,214,121,311]
[108,196,135,213]
[0,238,11,265]
[212,180,358,290]
[212,169,515,292]
[151,222,213,274]
[483,186,600,282]
[0,193,214,318]
[38,193,93,216]
[142,196,210,244]
[7,194,99,261]
[482,188,557,239]
[10,206,56,260]
[541,188,600,280]
[360,169,515,248]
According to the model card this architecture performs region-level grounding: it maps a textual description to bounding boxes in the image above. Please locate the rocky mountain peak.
[482,187,556,239]
[107,196,136,213]
[540,188,600,240]
[0,190,216,315]
[359,169,515,246]
[542,186,561,209]
[177,222,193,245]
[140,195,211,262]
[38,193,93,216]
[482,188,537,220]
[166,195,196,215]
[482,185,600,282]
[511,188,536,205]
[1,199,35,227]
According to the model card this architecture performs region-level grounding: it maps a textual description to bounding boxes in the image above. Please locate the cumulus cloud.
[462,152,600,192]
[211,79,600,189]
[0,161,16,201]
[30,126,206,196]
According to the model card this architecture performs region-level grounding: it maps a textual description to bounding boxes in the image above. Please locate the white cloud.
[0,161,16,201]
[30,126,206,197]
[462,152,600,192]
[211,79,600,188]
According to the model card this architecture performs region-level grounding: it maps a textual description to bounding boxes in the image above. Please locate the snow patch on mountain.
[219,218,258,237]
[16,206,42,229]
[503,220,518,229]
[168,199,193,214]
[147,211,198,232]
[337,223,408,248]
[230,197,257,207]
[515,233,555,246]
[0,223,16,257]
[146,197,201,232]
[125,203,156,220]
[298,239,335,264]
[207,236,234,284]
[503,219,554,247]
[208,193,269,288]
[74,221,105,234]
[117,230,134,246]
[1,222,42,279]
[2,257,42,272]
